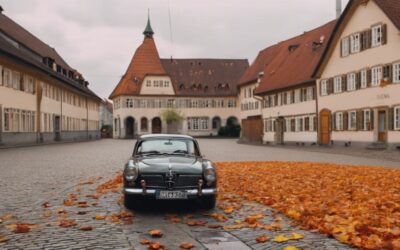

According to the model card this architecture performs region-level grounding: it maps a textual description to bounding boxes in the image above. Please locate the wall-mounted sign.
[377,94,390,100]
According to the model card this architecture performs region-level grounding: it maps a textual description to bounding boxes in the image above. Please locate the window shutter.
[313,117,317,132]
[340,39,343,57]
[291,119,295,132]
[367,69,372,87]
[312,86,316,100]
[356,72,361,90]
[342,75,347,92]
[332,113,336,131]
[291,90,295,103]
[305,117,310,131]
[360,32,365,51]
[283,93,287,105]
[382,24,387,45]
[388,107,394,130]
[359,110,364,130]
[367,29,372,49]
[283,119,287,132]
[385,64,393,83]
[20,73,24,91]
[356,110,362,131]
[370,109,374,130]
[343,112,348,131]
[328,78,334,94]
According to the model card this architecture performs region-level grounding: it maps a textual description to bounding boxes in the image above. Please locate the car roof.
[139,134,194,140]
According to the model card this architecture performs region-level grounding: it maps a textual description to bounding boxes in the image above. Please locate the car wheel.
[124,194,140,209]
[201,195,216,210]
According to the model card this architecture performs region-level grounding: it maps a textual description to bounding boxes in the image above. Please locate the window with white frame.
[334,76,342,93]
[361,69,367,88]
[286,119,291,132]
[294,89,301,103]
[321,80,328,96]
[348,111,357,130]
[286,91,292,104]
[3,68,11,87]
[153,80,159,87]
[336,112,343,131]
[347,73,356,91]
[265,119,274,132]
[371,25,382,47]
[363,110,371,130]
[228,100,235,108]
[187,117,209,131]
[395,107,400,130]
[12,71,20,90]
[295,117,303,132]
[393,63,400,83]
[125,98,133,108]
[350,33,360,53]
[164,81,169,87]
[270,95,276,107]
[146,80,151,87]
[309,116,314,131]
[306,87,313,101]
[341,37,350,57]
[371,66,382,86]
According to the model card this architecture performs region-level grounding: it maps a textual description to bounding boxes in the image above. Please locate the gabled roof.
[313,0,400,77]
[255,20,336,95]
[0,12,100,100]
[238,44,280,87]
[109,36,167,98]
[161,58,249,97]
[0,13,72,71]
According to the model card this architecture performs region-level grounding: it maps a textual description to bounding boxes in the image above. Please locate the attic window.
[191,84,197,90]
[204,85,208,92]
[288,44,300,52]
[312,41,323,50]
[179,84,185,90]
[198,62,202,66]
[198,84,202,90]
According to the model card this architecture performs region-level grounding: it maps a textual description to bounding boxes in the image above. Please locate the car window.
[136,138,199,156]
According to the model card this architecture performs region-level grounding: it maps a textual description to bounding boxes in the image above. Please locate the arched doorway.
[212,116,221,131]
[319,109,331,145]
[152,117,162,134]
[227,116,239,126]
[125,117,135,139]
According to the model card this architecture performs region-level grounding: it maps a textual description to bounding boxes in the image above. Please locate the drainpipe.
[315,81,320,145]
[86,97,89,139]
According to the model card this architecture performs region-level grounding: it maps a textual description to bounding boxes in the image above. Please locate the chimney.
[336,0,342,19]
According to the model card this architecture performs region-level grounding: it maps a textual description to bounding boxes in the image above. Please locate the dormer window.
[204,86,208,92]
[179,84,185,90]
[288,44,300,52]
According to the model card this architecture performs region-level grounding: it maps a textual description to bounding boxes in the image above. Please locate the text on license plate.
[157,191,188,200]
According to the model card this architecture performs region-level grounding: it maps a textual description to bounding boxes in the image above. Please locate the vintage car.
[123,134,217,209]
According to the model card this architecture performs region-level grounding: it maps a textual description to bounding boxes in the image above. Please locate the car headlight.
[204,167,216,183]
[125,160,138,181]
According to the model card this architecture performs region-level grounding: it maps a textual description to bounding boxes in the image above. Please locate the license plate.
[157,191,188,200]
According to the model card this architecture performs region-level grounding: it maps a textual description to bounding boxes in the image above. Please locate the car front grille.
[139,174,202,189]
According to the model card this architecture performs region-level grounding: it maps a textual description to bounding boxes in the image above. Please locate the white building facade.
[314,0,400,149]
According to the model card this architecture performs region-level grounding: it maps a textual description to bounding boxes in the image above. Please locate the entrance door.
[275,118,284,145]
[378,111,387,142]
[241,116,263,142]
[54,115,61,141]
[152,117,162,134]
[125,117,135,139]
[319,109,331,145]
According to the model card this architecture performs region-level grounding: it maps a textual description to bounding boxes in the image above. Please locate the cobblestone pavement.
[0,139,394,249]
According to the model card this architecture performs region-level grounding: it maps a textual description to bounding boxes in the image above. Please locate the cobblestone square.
[0,139,398,249]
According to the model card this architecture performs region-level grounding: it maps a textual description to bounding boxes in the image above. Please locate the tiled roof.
[254,20,336,95]
[0,13,100,99]
[161,58,249,97]
[0,13,72,71]
[375,0,400,30]
[109,37,167,98]
[238,44,280,86]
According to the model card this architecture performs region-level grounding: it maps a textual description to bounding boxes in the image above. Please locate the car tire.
[124,194,140,210]
[201,195,216,210]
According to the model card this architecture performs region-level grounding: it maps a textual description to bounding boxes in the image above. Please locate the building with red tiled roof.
[238,20,336,143]
[0,8,101,146]
[110,17,248,138]
[314,0,400,149]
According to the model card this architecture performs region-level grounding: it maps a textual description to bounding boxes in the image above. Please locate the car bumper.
[123,188,217,197]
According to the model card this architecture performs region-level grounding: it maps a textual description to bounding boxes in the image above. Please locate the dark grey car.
[123,134,217,209]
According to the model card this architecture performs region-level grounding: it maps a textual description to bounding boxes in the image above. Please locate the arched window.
[141,117,148,132]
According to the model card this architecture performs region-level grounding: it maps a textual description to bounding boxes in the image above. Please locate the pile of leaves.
[216,162,400,249]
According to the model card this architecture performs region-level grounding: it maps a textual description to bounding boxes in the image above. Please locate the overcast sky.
[2,0,349,99]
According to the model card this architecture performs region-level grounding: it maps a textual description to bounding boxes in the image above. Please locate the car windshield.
[135,138,199,156]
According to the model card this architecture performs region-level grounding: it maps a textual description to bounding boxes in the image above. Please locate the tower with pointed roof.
[109,14,248,139]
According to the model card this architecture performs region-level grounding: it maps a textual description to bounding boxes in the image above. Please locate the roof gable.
[255,20,336,95]
[109,37,167,98]
[313,0,400,77]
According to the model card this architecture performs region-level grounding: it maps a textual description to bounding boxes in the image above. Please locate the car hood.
[136,156,203,174]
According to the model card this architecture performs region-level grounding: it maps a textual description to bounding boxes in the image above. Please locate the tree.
[161,109,185,133]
